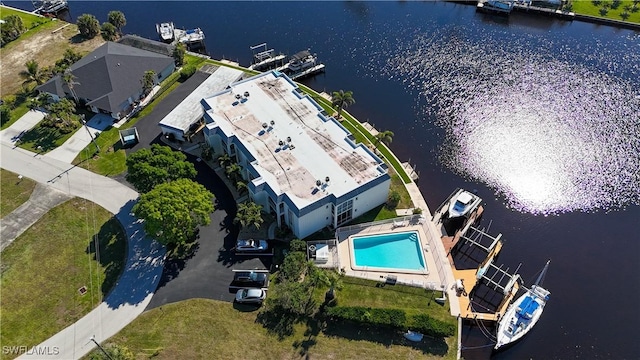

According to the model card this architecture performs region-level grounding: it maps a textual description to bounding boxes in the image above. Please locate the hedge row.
[326,306,455,338]
[410,314,456,338]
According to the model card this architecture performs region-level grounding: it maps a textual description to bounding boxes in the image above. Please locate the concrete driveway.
[0,109,45,145]
[44,113,113,163]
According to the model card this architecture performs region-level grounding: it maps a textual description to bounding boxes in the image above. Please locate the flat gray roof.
[204,71,386,209]
[159,66,243,133]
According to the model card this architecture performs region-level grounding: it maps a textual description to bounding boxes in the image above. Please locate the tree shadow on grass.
[18,125,66,152]
[292,312,324,358]
[322,319,449,356]
[69,34,91,44]
[85,216,128,297]
[255,304,299,340]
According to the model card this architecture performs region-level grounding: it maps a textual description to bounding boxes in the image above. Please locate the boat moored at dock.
[446,189,482,219]
[276,49,325,80]
[495,260,551,350]
[34,0,68,15]
[156,22,175,43]
[178,27,205,49]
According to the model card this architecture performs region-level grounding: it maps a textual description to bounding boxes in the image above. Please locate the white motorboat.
[495,260,551,350]
[156,22,175,43]
[277,49,318,73]
[447,189,481,218]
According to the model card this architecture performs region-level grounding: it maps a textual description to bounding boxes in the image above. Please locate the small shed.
[119,127,139,146]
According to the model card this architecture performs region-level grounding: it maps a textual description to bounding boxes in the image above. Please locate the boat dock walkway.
[432,190,521,323]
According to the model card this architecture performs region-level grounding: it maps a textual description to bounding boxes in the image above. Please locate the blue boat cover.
[516,295,539,320]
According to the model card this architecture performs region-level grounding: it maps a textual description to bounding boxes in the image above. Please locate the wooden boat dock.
[434,189,521,323]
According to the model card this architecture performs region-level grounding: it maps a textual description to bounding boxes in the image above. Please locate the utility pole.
[89,335,113,360]
[81,114,100,152]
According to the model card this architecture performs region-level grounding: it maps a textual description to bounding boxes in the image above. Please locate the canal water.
[7,1,639,358]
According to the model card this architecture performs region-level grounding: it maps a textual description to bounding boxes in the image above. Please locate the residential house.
[37,41,175,120]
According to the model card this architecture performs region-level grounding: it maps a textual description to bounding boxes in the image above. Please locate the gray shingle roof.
[37,42,174,115]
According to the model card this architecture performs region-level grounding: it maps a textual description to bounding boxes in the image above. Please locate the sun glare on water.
[373,26,640,214]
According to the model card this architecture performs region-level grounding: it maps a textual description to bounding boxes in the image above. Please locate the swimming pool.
[349,231,428,274]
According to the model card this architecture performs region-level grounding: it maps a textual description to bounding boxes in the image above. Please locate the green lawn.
[571,0,640,23]
[100,296,455,360]
[0,5,50,30]
[16,122,80,153]
[0,168,37,217]
[0,198,127,358]
[1,91,33,130]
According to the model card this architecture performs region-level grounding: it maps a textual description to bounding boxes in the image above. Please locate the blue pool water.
[352,231,426,271]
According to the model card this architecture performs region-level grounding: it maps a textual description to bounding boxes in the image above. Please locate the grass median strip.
[0,198,127,357]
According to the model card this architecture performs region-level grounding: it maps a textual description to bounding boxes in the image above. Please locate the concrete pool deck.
[336,218,444,291]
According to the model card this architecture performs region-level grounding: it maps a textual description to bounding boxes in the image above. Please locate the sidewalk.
[0,183,72,251]
[0,142,165,360]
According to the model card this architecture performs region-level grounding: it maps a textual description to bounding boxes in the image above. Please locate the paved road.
[0,143,166,360]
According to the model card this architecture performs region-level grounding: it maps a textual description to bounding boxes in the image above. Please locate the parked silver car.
[235,288,266,304]
[235,239,269,252]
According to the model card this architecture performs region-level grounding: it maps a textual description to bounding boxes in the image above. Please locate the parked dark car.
[232,271,269,288]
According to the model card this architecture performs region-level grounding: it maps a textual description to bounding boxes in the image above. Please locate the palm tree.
[107,10,126,35]
[236,181,248,196]
[234,201,264,230]
[217,153,232,168]
[331,90,355,120]
[374,130,394,148]
[225,162,242,183]
[141,70,156,96]
[62,70,79,103]
[19,60,46,88]
[324,270,344,301]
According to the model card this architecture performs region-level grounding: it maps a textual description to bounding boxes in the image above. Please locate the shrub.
[289,239,307,252]
[1,105,11,125]
[0,15,26,46]
[409,314,456,338]
[326,306,407,328]
[386,190,401,210]
[277,251,307,283]
[412,207,423,215]
[180,64,196,80]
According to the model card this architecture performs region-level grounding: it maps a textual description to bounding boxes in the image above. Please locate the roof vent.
[270,120,275,126]
[278,139,284,146]
[262,122,268,129]
[325,176,330,183]
[235,93,242,99]
[316,180,322,187]
[244,91,250,97]
[117,63,120,66]
[289,144,295,150]
[286,136,291,142]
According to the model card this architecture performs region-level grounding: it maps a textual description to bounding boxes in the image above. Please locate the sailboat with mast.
[495,260,551,350]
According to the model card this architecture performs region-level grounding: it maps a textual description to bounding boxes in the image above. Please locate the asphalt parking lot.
[115,71,273,309]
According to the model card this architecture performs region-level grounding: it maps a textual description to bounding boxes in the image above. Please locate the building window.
[336,199,353,227]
